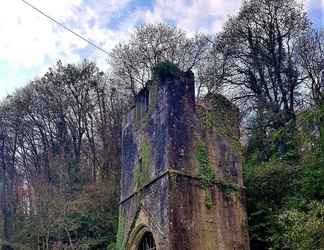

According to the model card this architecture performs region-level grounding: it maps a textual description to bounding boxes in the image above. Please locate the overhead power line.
[20,0,110,56]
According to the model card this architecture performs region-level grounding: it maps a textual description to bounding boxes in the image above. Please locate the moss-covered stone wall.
[119,63,249,250]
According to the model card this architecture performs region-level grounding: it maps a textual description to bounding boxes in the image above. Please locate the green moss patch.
[195,140,239,203]
[115,213,124,250]
[196,141,216,186]
[204,189,213,209]
[197,104,242,154]
[195,141,216,208]
[152,61,180,81]
[197,105,235,138]
[133,137,152,189]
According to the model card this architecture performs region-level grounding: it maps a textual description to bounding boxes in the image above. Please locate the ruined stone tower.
[118,64,249,250]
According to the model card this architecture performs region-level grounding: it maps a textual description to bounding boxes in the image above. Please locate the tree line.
[0,0,323,249]
[0,61,126,249]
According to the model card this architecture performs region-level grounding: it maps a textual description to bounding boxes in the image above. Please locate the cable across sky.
[20,0,110,56]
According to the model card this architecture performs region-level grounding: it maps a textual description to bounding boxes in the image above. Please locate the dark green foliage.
[11,183,118,250]
[276,201,324,250]
[245,104,324,250]
[246,117,299,164]
[1,245,13,250]
[244,158,298,249]
[152,62,180,81]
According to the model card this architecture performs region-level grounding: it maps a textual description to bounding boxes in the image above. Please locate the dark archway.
[137,232,156,250]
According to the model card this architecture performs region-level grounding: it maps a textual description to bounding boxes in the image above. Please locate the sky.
[0,0,323,100]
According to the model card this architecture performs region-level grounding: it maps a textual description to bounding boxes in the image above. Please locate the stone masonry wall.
[118,63,249,250]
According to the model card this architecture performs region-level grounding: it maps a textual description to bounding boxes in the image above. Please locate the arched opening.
[137,232,156,250]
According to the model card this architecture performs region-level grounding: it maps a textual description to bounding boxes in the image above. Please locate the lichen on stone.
[147,80,158,113]
[197,101,242,155]
[195,139,239,203]
[204,188,213,209]
[197,105,233,138]
[221,177,240,199]
[133,136,152,189]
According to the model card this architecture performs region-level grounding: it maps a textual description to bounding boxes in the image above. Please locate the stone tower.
[117,64,249,250]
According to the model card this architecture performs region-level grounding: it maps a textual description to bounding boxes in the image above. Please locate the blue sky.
[0,0,322,100]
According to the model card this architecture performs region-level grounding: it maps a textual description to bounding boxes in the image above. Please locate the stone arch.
[126,224,157,250]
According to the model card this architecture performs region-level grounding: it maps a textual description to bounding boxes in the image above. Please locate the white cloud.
[0,0,131,69]
[0,0,320,99]
[0,0,83,67]
[141,0,242,34]
[0,0,132,98]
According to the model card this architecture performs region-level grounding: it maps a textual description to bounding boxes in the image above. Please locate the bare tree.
[110,23,209,96]
[0,97,23,250]
[297,28,324,105]
[217,0,309,120]
[209,0,310,157]
[0,59,127,248]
